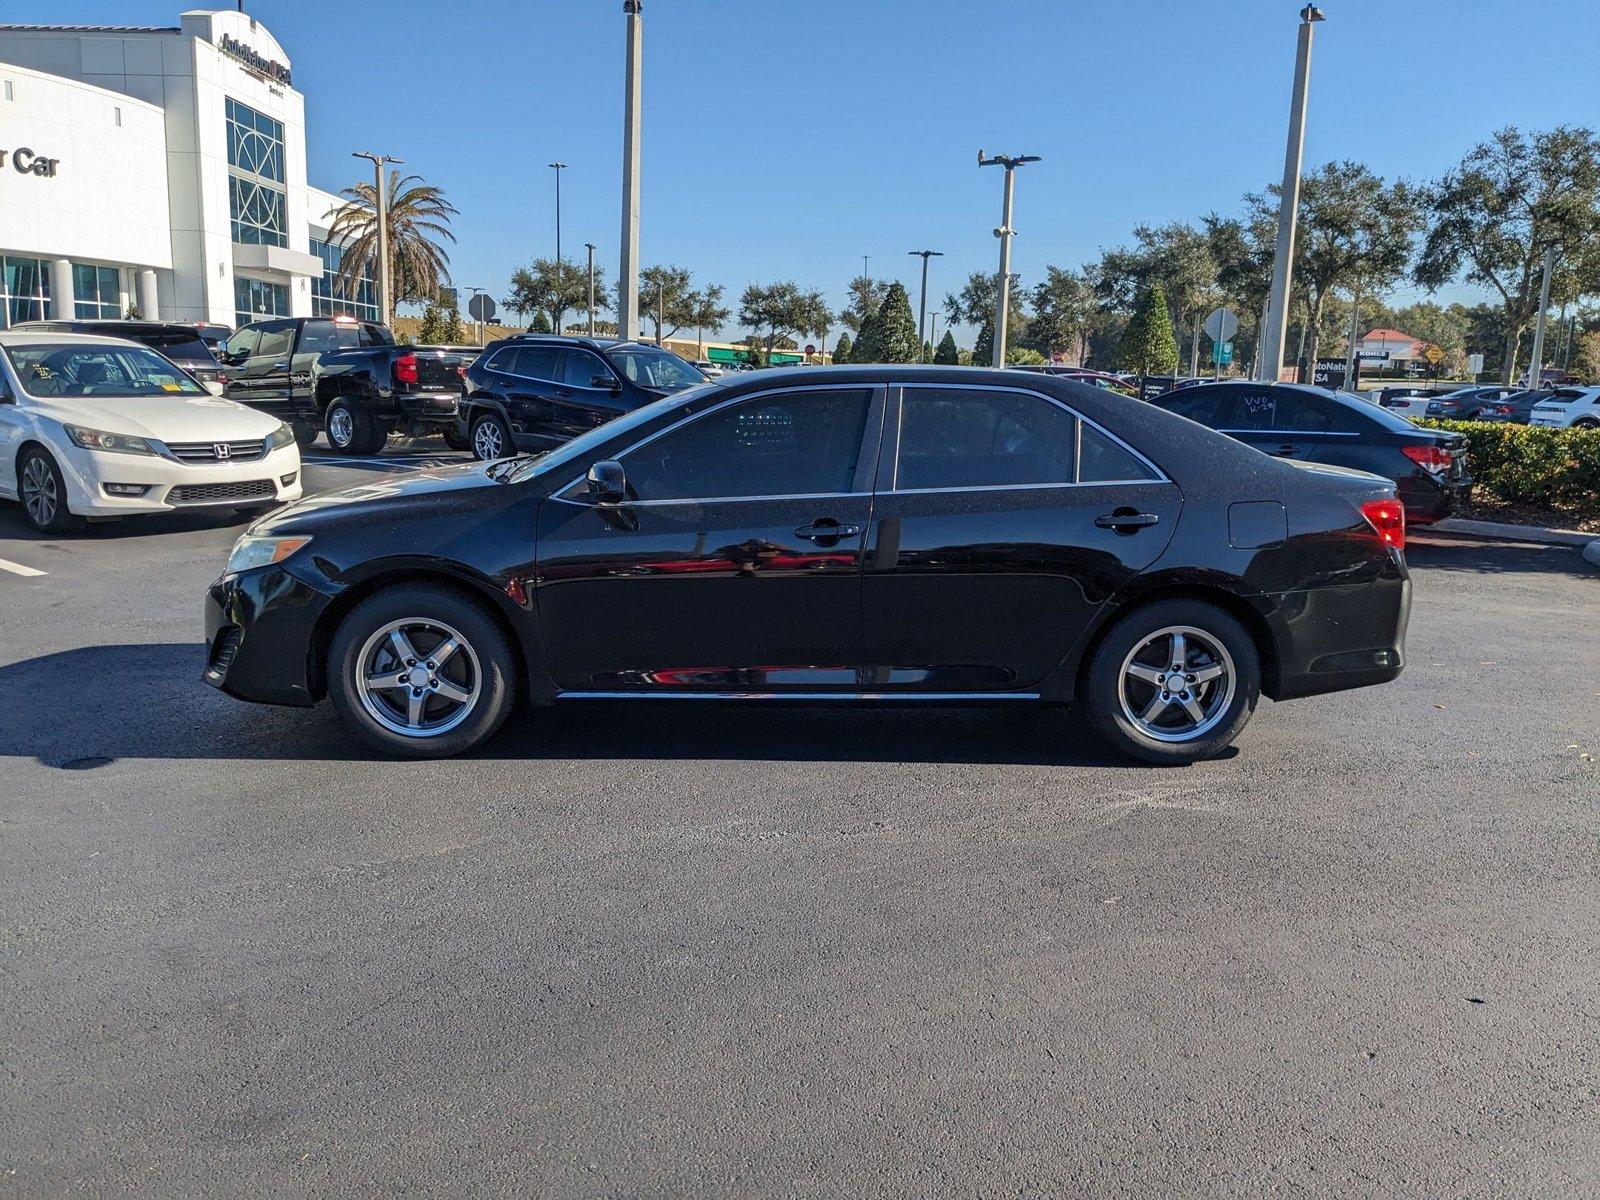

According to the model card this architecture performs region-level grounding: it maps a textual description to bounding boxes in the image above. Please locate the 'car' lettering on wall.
[0,148,61,177]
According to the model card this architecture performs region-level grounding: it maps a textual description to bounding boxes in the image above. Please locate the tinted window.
[1159,389,1226,426]
[513,346,560,381]
[1079,423,1159,483]
[222,327,259,361]
[606,346,705,392]
[897,388,1077,490]
[254,323,294,361]
[1219,388,1331,434]
[622,389,872,500]
[130,329,215,363]
[562,349,612,388]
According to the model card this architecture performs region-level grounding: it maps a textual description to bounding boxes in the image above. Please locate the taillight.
[393,353,418,385]
[1401,443,1452,472]
[1360,498,1405,552]
[456,365,467,378]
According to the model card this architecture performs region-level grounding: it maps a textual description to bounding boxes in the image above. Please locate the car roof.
[0,329,148,346]
[499,334,664,354]
[11,319,206,338]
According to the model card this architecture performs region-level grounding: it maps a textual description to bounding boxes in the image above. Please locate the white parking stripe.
[0,557,46,577]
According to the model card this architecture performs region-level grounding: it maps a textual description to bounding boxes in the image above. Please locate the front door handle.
[795,520,860,541]
[1095,510,1160,532]
[1270,444,1299,456]
[272,361,289,370]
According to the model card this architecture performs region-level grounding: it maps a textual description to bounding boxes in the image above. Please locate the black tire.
[441,426,471,452]
[470,412,514,461]
[328,583,518,758]
[1574,418,1598,429]
[1083,598,1260,765]
[325,398,389,456]
[291,422,320,449]
[17,446,79,535]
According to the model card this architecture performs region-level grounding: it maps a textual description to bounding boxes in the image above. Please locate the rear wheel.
[441,426,471,452]
[1574,418,1599,429]
[325,398,389,456]
[328,583,518,758]
[19,447,79,534]
[1084,599,1260,765]
[471,412,513,461]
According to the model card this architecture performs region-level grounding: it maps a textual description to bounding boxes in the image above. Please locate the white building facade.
[0,9,375,330]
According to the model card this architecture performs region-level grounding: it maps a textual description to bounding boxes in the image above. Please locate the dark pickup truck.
[219,316,470,454]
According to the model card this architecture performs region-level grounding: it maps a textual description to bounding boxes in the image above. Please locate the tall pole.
[1259,6,1324,382]
[979,151,1040,368]
[549,161,567,331]
[1344,279,1362,389]
[352,151,402,326]
[1189,314,1201,379]
[618,1,643,340]
[1526,245,1556,388]
[657,280,665,346]
[467,285,485,345]
[929,311,940,361]
[908,249,943,358]
[862,254,870,281]
[584,243,596,336]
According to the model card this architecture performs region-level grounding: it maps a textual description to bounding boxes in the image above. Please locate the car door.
[533,384,884,692]
[238,321,297,409]
[499,345,563,446]
[0,366,22,499]
[293,318,349,396]
[219,325,260,403]
[551,347,627,442]
[860,384,1182,692]
[1215,386,1330,459]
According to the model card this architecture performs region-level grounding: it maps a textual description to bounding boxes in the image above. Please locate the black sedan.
[458,334,705,461]
[205,367,1411,765]
[1425,385,1523,421]
[1150,381,1469,525]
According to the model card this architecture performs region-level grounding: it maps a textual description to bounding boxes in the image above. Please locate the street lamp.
[1258,5,1324,382]
[978,151,1041,367]
[618,1,644,340]
[908,249,943,359]
[549,161,567,330]
[352,150,402,325]
[584,242,597,337]
[467,284,486,345]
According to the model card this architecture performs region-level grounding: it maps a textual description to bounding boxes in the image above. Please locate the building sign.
[0,147,60,177]
[1313,357,1356,390]
[218,33,291,85]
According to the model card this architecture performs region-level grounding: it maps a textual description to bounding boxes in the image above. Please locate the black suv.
[458,335,706,459]
[14,319,226,393]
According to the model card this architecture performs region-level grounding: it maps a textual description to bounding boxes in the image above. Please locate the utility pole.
[467,285,486,346]
[1526,245,1556,388]
[618,0,643,340]
[1259,5,1324,382]
[978,151,1040,367]
[1344,279,1362,389]
[861,254,870,281]
[929,311,940,362]
[549,161,567,332]
[1189,314,1201,379]
[352,151,402,325]
[584,243,597,337]
[656,279,665,346]
[908,249,943,359]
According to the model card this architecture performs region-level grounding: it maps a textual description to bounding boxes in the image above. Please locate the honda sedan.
[205,367,1411,764]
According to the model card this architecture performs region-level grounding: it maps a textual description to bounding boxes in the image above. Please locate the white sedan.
[1528,386,1600,429]
[0,330,303,533]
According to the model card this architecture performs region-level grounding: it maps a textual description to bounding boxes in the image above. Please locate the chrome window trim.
[892,381,1169,490]
[1216,428,1359,437]
[553,382,881,504]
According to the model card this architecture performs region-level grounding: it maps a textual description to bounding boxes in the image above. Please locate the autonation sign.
[218,33,291,85]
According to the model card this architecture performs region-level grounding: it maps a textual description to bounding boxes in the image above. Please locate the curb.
[1431,518,1596,547]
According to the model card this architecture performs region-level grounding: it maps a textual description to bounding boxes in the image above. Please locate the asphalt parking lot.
[2,450,1597,1195]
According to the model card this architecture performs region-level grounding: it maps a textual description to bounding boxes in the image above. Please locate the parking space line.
[0,556,46,577]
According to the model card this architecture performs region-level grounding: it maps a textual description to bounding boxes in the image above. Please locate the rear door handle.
[1270,444,1298,456]
[795,520,860,541]
[1095,511,1160,531]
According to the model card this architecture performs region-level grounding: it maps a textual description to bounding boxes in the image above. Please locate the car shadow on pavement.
[0,504,255,541]
[1409,533,1598,581]
[0,643,1158,770]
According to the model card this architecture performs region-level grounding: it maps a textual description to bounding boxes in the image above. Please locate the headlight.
[268,422,296,451]
[225,534,312,575]
[64,425,156,455]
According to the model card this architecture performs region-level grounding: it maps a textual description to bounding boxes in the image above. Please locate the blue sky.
[40,0,1600,341]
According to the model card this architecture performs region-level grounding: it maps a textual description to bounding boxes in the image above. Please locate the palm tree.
[328,170,458,323]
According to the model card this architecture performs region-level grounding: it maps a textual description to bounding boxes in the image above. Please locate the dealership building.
[0,8,376,331]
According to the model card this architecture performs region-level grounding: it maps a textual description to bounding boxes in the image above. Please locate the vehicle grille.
[164,439,267,463]
[167,479,275,505]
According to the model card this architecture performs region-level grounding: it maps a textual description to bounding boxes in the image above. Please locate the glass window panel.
[1078,423,1158,483]
[897,388,1077,490]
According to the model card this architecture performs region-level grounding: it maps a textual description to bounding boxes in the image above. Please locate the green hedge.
[1416,419,1600,514]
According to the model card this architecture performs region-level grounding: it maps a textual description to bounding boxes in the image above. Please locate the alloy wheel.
[22,456,57,528]
[327,406,354,448]
[473,419,503,460]
[354,617,482,738]
[1117,625,1236,743]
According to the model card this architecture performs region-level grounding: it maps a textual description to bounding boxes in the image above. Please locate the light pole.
[618,0,643,340]
[1526,245,1556,388]
[861,254,870,281]
[908,249,943,359]
[1258,5,1324,382]
[549,162,567,330]
[929,310,940,362]
[1344,278,1362,388]
[352,151,402,325]
[656,278,665,346]
[978,151,1040,367]
[584,242,597,336]
[467,285,486,345]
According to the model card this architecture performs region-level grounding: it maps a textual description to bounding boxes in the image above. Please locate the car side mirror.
[586,460,627,503]
[592,374,622,394]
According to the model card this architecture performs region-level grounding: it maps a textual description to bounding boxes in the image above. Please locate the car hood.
[28,393,281,442]
[251,459,508,534]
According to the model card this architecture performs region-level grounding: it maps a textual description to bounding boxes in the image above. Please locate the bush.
[1417,419,1600,514]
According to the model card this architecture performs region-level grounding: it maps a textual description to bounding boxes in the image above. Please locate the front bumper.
[204,563,333,707]
[58,443,303,516]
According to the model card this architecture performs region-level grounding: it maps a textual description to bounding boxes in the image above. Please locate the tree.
[851,303,884,362]
[972,319,995,366]
[1027,265,1097,362]
[1392,302,1470,376]
[1094,222,1220,370]
[831,331,853,364]
[1245,161,1422,375]
[875,282,920,363]
[840,275,888,334]
[417,297,464,344]
[328,170,457,322]
[738,281,829,365]
[626,264,704,343]
[505,258,595,334]
[944,270,1027,359]
[1572,329,1600,383]
[529,310,553,333]
[1119,284,1180,375]
[683,283,731,358]
[1007,347,1047,366]
[922,340,933,363]
[1416,125,1600,384]
[934,330,959,364]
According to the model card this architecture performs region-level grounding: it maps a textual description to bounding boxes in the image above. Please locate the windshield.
[606,346,706,392]
[5,342,205,399]
[504,380,723,482]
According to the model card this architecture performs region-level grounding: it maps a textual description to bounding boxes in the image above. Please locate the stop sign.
[804,344,816,355]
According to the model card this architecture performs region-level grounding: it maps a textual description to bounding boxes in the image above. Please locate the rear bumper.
[388,390,461,425]
[1269,571,1410,701]
[204,564,333,707]
[1398,469,1470,526]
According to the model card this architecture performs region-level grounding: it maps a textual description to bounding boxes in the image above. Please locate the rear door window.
[513,346,560,381]
[896,387,1078,490]
[1159,389,1226,426]
[1219,388,1332,434]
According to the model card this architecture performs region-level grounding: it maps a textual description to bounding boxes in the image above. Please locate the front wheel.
[471,412,514,461]
[19,447,79,534]
[291,422,320,449]
[1083,599,1260,765]
[328,583,518,758]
